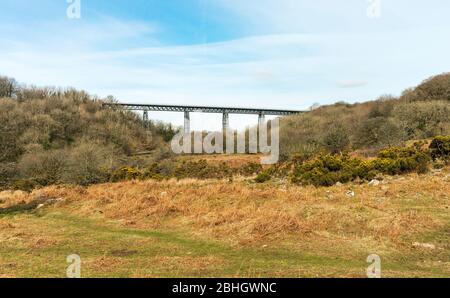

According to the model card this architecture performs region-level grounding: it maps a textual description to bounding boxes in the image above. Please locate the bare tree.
[0,76,18,98]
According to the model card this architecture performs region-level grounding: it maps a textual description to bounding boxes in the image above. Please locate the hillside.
[0,78,175,189]
[280,73,450,159]
[1,73,450,192]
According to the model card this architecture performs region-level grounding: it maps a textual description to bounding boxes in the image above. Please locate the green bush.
[254,171,272,183]
[110,167,143,182]
[290,146,431,187]
[11,179,37,192]
[238,162,263,176]
[173,160,232,180]
[375,147,430,174]
[291,154,366,186]
[322,123,350,154]
[0,162,17,189]
[141,161,177,180]
[429,135,450,161]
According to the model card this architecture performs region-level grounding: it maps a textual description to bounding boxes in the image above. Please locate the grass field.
[0,169,449,277]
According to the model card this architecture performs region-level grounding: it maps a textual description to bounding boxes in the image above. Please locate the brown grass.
[2,168,448,248]
[179,154,263,168]
[1,168,449,277]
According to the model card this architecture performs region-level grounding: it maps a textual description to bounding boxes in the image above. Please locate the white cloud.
[216,0,450,35]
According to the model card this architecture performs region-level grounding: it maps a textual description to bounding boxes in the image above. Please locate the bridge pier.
[222,112,230,152]
[184,111,190,135]
[103,103,302,142]
[143,110,149,128]
[222,112,229,133]
[258,112,265,127]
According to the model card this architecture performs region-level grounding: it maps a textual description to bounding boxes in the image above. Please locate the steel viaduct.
[103,103,304,133]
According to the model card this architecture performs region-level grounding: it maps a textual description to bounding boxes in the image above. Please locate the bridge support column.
[143,110,149,128]
[258,113,265,127]
[222,112,229,133]
[222,112,230,153]
[184,111,190,135]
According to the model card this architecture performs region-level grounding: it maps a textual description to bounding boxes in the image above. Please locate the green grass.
[1,211,448,278]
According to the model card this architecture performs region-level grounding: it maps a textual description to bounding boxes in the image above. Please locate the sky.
[1,0,450,130]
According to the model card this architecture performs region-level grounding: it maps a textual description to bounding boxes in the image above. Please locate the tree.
[18,149,68,185]
[0,76,18,98]
[323,123,350,154]
[402,73,450,102]
[355,117,403,149]
[393,101,450,139]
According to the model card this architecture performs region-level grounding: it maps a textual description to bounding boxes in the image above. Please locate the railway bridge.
[103,103,303,133]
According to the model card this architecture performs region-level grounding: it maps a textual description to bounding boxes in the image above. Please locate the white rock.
[368,179,380,186]
[346,190,355,198]
[36,204,45,209]
[335,182,343,187]
[413,242,436,250]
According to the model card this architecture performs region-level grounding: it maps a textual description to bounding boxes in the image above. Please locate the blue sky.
[1,0,450,130]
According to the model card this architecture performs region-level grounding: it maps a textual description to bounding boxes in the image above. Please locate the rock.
[46,197,65,205]
[368,179,380,186]
[346,190,355,198]
[36,204,45,209]
[335,182,343,187]
[413,242,436,250]
[443,175,450,182]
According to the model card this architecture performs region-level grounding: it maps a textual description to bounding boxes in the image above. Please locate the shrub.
[375,147,430,174]
[173,160,232,180]
[429,135,450,161]
[290,145,431,187]
[0,162,17,189]
[18,149,68,186]
[322,123,350,154]
[254,171,272,183]
[110,167,143,182]
[291,154,367,187]
[238,162,263,176]
[392,101,450,140]
[64,142,114,186]
[355,117,403,149]
[11,179,37,192]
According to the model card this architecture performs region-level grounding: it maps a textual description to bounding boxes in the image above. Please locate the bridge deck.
[103,103,303,116]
